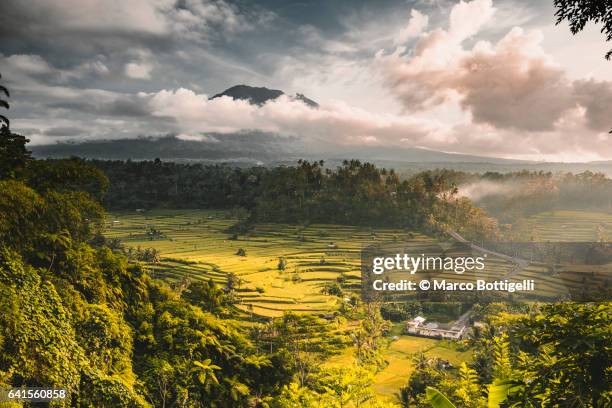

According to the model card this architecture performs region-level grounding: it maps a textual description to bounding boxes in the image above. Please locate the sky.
[0,0,611,162]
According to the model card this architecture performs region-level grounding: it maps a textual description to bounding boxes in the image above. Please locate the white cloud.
[394,10,429,45]
[141,85,612,161]
[3,54,52,75]
[377,0,612,141]
[146,87,437,145]
[448,0,495,42]
[176,133,219,142]
[125,62,153,79]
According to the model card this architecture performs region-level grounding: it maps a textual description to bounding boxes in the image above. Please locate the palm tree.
[0,73,9,129]
[222,375,249,402]
[190,359,220,392]
[0,73,32,178]
[426,381,523,408]
[425,388,456,408]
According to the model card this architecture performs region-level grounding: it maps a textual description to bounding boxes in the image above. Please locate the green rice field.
[515,210,612,242]
[104,208,609,400]
[325,325,472,401]
[105,209,435,318]
[105,208,610,311]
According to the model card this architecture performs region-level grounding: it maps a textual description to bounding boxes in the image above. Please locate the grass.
[374,335,471,400]
[105,209,430,318]
[508,211,612,299]
[514,210,612,242]
[324,323,472,402]
[325,335,472,403]
[104,208,609,400]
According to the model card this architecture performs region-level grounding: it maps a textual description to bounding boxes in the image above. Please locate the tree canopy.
[554,0,612,60]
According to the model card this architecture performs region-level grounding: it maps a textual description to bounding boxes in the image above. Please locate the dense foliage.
[424,169,612,224]
[400,302,612,408]
[92,159,612,241]
[0,81,294,407]
[92,159,498,241]
[0,167,300,407]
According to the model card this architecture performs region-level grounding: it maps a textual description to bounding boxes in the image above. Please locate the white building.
[405,315,467,340]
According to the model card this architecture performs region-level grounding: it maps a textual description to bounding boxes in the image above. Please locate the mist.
[457,179,521,202]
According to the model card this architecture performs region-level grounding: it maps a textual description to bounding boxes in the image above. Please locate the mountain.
[332,145,528,164]
[28,84,612,174]
[211,85,319,107]
[27,132,528,166]
[31,132,303,164]
[31,132,517,164]
[30,134,612,174]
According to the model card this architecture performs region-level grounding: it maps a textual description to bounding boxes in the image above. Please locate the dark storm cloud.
[0,0,283,143]
[48,96,152,118]
[43,126,84,137]
[0,0,278,92]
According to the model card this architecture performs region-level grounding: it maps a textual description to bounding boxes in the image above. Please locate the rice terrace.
[104,208,479,399]
[104,209,431,318]
[103,207,611,400]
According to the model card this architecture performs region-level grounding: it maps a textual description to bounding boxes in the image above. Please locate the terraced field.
[508,210,612,300]
[105,209,432,318]
[515,210,612,241]
[105,208,610,400]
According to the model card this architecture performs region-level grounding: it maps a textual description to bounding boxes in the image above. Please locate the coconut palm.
[0,72,32,178]
[0,73,9,128]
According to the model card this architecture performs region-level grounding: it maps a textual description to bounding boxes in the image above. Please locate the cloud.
[394,10,429,45]
[176,133,219,142]
[43,126,84,137]
[0,0,274,93]
[145,87,437,145]
[448,0,495,42]
[456,28,574,131]
[377,0,612,134]
[125,62,153,79]
[0,0,258,45]
[72,59,110,78]
[1,53,110,85]
[573,79,612,131]
[1,0,610,161]
[46,91,152,118]
[141,86,612,161]
[3,54,52,75]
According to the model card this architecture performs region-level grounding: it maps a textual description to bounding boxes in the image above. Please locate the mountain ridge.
[29,134,612,174]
